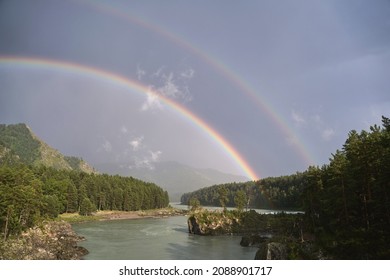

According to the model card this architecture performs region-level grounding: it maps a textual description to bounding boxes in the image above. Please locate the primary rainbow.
[0,56,260,180]
[81,0,315,166]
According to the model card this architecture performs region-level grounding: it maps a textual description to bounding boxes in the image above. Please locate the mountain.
[95,161,250,201]
[0,123,95,173]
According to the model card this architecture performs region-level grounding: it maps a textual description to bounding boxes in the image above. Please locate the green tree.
[234,190,247,212]
[77,184,87,211]
[113,188,124,210]
[42,195,61,218]
[0,166,43,238]
[218,186,229,212]
[79,197,95,216]
[189,197,201,211]
[66,183,78,213]
[302,166,323,231]
[323,150,350,227]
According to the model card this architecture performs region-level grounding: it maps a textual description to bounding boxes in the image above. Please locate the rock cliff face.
[0,221,88,260]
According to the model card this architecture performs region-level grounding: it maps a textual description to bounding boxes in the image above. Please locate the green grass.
[57,213,101,223]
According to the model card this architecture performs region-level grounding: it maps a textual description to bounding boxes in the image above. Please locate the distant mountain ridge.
[0,123,95,173]
[95,161,250,201]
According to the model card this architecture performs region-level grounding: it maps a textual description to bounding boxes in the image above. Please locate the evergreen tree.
[234,190,247,212]
[66,183,78,213]
[302,166,323,231]
[79,197,95,216]
[42,195,61,218]
[218,186,229,212]
[189,197,201,211]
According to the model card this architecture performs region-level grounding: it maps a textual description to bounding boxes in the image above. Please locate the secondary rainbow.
[81,0,315,166]
[0,56,260,180]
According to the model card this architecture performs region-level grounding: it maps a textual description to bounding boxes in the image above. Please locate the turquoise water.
[73,215,258,260]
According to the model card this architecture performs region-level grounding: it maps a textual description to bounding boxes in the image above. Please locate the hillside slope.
[0,123,95,173]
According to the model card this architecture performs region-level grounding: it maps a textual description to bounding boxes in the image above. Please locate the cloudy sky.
[1,0,389,179]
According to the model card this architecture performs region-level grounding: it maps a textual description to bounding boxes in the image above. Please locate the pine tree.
[218,186,229,212]
[66,183,78,213]
[234,190,247,212]
[79,197,95,216]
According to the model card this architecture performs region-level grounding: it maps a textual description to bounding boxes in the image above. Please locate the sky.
[1,0,389,180]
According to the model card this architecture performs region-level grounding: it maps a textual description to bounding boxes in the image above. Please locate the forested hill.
[0,123,94,173]
[180,173,305,210]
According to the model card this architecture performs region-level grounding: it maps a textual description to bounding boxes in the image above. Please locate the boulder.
[254,242,287,260]
[188,216,203,235]
[266,242,287,260]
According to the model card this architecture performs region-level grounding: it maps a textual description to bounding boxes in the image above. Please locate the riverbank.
[59,207,188,224]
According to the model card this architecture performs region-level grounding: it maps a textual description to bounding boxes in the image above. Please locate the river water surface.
[73,215,259,260]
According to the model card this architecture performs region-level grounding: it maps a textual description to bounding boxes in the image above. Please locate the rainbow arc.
[0,56,260,180]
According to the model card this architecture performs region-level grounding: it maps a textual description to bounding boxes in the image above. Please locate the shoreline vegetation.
[60,207,188,224]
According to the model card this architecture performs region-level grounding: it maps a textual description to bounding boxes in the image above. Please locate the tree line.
[181,173,304,210]
[0,164,169,240]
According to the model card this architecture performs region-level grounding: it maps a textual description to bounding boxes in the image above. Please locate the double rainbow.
[78,0,314,167]
[0,56,260,180]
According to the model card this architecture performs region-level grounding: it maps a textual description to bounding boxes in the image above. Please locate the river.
[73,203,302,260]
[72,205,263,260]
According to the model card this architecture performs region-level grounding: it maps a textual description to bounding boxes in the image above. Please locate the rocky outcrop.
[266,242,287,260]
[187,210,239,235]
[188,216,203,235]
[187,209,271,236]
[242,235,288,260]
[254,242,287,260]
[0,221,88,260]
